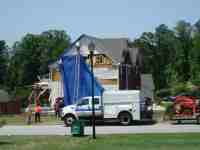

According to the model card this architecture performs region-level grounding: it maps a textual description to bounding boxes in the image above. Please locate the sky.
[0,0,200,46]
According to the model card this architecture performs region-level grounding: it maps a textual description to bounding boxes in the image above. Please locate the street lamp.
[76,42,81,52]
[88,41,96,139]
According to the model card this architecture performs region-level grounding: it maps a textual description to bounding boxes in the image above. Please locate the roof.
[69,34,139,64]
[95,37,129,63]
[49,34,139,68]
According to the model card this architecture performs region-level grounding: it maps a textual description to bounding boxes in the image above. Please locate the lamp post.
[76,42,81,52]
[88,41,96,139]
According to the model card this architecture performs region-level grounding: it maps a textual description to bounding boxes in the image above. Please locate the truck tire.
[64,115,76,126]
[119,112,132,126]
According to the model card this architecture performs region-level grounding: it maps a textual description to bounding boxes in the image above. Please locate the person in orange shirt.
[34,103,42,123]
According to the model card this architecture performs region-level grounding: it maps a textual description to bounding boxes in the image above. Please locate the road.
[0,123,200,135]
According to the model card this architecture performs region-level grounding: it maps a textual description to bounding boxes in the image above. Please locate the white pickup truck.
[61,90,153,126]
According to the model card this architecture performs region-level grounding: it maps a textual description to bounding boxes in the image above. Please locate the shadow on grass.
[0,141,13,145]
[171,120,199,125]
[81,120,157,127]
[71,135,90,138]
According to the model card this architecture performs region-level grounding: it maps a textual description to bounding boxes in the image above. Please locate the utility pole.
[89,42,96,139]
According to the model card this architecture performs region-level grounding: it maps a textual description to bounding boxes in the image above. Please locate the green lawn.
[0,133,200,150]
[0,114,60,125]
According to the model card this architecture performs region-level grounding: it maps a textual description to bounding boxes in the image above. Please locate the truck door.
[94,98,102,116]
[87,97,102,117]
[75,98,90,117]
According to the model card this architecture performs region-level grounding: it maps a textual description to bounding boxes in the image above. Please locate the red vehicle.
[172,95,200,124]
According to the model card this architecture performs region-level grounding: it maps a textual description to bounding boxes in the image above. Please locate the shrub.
[156,89,172,98]
[171,82,193,95]
[160,101,174,120]
[0,119,6,127]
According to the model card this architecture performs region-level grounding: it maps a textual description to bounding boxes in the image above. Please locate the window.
[77,99,89,106]
[95,55,104,64]
[94,98,100,105]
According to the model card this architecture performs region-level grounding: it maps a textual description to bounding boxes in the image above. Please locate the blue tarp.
[59,54,104,106]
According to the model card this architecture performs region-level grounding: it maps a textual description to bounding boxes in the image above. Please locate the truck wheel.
[119,112,132,126]
[64,115,76,126]
[196,116,200,124]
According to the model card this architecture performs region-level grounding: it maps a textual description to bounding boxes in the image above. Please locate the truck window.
[94,98,100,105]
[77,99,89,106]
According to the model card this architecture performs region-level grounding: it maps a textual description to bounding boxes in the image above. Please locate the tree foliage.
[0,40,8,88]
[6,30,70,91]
[133,24,177,89]
[133,19,200,90]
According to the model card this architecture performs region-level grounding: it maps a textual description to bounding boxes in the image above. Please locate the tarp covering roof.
[59,54,104,106]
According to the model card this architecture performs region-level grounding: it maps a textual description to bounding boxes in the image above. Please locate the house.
[48,34,144,106]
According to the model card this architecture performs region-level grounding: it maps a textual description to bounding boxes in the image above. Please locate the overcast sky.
[0,0,199,46]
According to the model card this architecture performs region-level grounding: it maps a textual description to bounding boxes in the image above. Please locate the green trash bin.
[71,120,84,137]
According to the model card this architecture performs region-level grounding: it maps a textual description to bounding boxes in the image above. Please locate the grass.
[0,114,60,125]
[0,133,200,150]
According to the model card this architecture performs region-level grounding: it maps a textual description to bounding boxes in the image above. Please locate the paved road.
[0,123,200,135]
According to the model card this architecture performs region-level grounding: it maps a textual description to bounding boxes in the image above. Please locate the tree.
[7,30,71,91]
[174,20,193,82]
[132,24,177,89]
[190,19,200,84]
[0,40,8,87]
[194,19,200,33]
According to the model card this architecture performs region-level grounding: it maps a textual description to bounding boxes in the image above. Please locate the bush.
[0,119,6,127]
[156,89,172,98]
[160,101,174,120]
[171,82,192,95]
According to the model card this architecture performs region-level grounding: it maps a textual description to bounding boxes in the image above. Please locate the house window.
[95,55,104,64]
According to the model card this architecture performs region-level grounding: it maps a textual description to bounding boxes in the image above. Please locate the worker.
[26,104,32,125]
[34,103,42,123]
[54,98,61,119]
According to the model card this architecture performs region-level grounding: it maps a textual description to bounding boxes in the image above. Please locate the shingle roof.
[49,34,139,68]
[97,38,128,64]
[70,34,138,65]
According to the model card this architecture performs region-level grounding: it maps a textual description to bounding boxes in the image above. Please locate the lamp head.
[75,42,80,50]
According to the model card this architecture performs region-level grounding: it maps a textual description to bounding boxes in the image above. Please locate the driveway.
[0,123,200,135]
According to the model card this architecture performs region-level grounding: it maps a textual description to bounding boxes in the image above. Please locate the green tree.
[7,30,71,91]
[174,20,193,82]
[0,40,8,88]
[191,19,200,84]
[132,24,177,89]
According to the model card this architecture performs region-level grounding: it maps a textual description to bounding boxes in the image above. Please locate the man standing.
[54,98,60,119]
[26,104,32,125]
[34,103,42,123]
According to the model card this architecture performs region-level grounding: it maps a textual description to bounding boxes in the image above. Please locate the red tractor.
[172,95,200,124]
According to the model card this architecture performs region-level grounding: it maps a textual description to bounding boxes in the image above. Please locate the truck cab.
[61,96,102,126]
